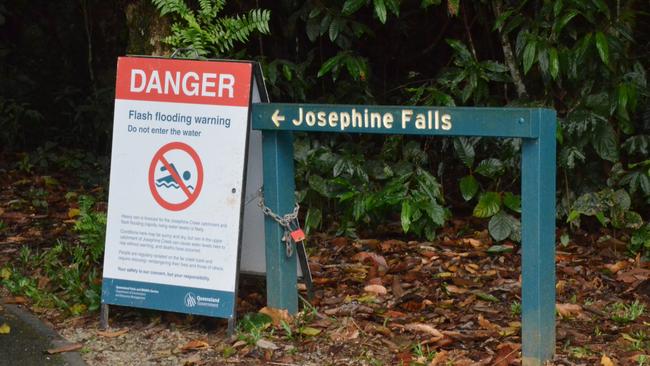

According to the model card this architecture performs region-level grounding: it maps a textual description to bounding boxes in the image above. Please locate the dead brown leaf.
[616,268,650,284]
[494,342,521,366]
[259,306,293,326]
[97,328,129,338]
[601,354,615,366]
[446,284,468,294]
[403,323,444,340]
[329,319,359,342]
[428,350,448,366]
[352,251,388,269]
[46,343,83,354]
[363,284,387,295]
[3,296,28,304]
[604,261,629,274]
[556,303,583,318]
[180,340,209,352]
[477,314,499,331]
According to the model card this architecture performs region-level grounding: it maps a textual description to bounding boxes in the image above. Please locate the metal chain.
[258,190,300,257]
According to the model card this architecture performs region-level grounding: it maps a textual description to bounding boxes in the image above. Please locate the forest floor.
[0,152,649,365]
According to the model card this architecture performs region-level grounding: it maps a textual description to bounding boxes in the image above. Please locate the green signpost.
[252,103,556,366]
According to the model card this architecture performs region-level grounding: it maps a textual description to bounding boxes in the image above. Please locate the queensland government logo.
[184,292,197,308]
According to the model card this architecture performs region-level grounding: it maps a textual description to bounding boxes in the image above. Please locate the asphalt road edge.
[1,301,86,366]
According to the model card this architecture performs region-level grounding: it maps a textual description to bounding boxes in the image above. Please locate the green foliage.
[151,0,270,57]
[0,195,106,313]
[608,300,646,325]
[567,189,643,230]
[295,135,447,239]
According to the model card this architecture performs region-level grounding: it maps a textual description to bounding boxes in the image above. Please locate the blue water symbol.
[155,163,194,191]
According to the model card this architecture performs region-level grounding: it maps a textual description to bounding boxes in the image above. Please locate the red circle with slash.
[148,142,204,211]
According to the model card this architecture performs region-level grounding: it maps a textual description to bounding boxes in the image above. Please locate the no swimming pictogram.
[148,142,204,211]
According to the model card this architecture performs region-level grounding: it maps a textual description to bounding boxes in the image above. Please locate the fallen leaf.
[601,354,615,366]
[403,323,444,339]
[604,261,629,274]
[329,322,359,342]
[494,343,521,366]
[461,238,483,248]
[392,276,405,298]
[255,339,279,350]
[0,323,10,334]
[3,296,28,304]
[97,328,129,338]
[0,268,11,280]
[351,252,388,269]
[363,284,387,295]
[67,208,80,219]
[299,327,321,336]
[180,340,209,352]
[617,268,650,284]
[429,350,448,366]
[446,285,468,294]
[556,303,583,318]
[259,307,292,326]
[477,314,499,331]
[46,343,83,354]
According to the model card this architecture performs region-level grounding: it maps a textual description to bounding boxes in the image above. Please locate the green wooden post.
[261,130,298,314]
[521,109,556,365]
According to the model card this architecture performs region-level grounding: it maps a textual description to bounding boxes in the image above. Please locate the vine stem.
[492,0,528,99]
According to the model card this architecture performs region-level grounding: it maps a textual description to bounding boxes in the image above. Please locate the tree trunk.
[125,0,170,56]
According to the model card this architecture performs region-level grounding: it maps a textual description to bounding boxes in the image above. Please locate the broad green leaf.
[459,175,479,201]
[475,158,504,178]
[342,0,366,15]
[329,18,341,41]
[549,47,559,79]
[317,53,344,78]
[401,200,412,233]
[423,201,446,226]
[473,192,501,218]
[488,211,516,241]
[522,41,537,74]
[308,175,331,197]
[591,121,619,162]
[595,31,609,65]
[503,192,521,213]
[306,17,320,42]
[304,207,322,233]
[487,244,514,254]
[453,137,475,168]
[373,0,387,23]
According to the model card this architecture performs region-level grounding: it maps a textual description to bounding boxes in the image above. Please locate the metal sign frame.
[251,103,556,366]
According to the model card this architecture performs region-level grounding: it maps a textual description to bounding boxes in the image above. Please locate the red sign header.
[115,57,252,107]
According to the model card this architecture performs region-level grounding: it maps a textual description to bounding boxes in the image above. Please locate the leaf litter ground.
[0,154,649,365]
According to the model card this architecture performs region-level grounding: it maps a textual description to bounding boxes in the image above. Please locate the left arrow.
[271,110,285,127]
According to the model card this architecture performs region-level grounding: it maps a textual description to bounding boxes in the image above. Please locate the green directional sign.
[252,102,557,366]
[252,103,537,138]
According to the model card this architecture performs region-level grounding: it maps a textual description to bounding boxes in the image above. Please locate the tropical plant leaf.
[459,175,479,201]
[473,192,502,218]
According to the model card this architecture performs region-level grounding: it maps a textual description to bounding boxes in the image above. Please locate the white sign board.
[101,57,254,319]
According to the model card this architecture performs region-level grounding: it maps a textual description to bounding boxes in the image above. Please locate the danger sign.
[148,142,204,211]
[102,57,255,319]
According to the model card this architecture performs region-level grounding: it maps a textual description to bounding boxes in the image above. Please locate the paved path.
[0,301,85,366]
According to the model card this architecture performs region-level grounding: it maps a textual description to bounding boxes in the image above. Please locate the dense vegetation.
[1,0,649,256]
